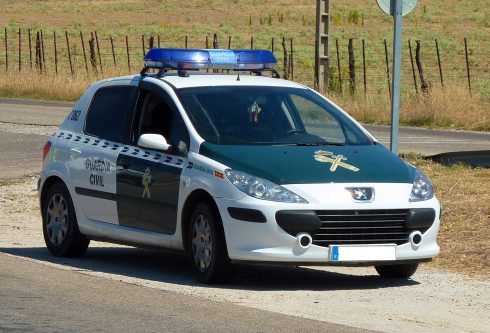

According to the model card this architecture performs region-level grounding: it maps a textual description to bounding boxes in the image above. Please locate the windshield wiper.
[248,142,348,146]
[292,142,347,146]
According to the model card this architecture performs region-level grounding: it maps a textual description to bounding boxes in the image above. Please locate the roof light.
[143,48,277,72]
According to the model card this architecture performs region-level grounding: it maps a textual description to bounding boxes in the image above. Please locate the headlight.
[225,169,308,203]
[409,169,434,202]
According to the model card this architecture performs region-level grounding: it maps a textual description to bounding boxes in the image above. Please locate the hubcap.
[46,193,69,246]
[191,214,213,272]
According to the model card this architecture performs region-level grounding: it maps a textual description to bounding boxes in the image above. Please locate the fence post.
[53,31,58,74]
[348,38,355,94]
[415,40,429,93]
[362,39,366,96]
[408,40,418,94]
[205,35,209,72]
[110,35,116,66]
[185,35,188,49]
[228,36,231,49]
[271,37,274,53]
[335,38,342,92]
[384,39,391,98]
[290,38,294,81]
[464,37,471,96]
[95,31,103,74]
[80,32,88,73]
[157,35,160,48]
[125,35,130,72]
[435,39,444,88]
[213,34,219,73]
[28,28,32,68]
[149,36,154,49]
[35,32,42,73]
[18,28,21,72]
[141,34,145,58]
[89,32,97,74]
[282,36,289,80]
[250,36,254,49]
[5,27,8,72]
[65,31,73,76]
[40,30,46,70]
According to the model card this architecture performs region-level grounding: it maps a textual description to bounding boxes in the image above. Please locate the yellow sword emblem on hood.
[314,150,360,172]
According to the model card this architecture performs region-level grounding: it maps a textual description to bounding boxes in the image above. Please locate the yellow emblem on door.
[142,167,152,198]
[314,150,360,172]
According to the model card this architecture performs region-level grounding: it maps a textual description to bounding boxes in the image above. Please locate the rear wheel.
[42,182,89,257]
[188,203,233,284]
[375,263,419,279]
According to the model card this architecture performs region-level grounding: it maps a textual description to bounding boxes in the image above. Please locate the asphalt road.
[1,253,366,333]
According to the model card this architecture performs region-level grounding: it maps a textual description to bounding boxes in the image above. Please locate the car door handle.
[119,156,131,169]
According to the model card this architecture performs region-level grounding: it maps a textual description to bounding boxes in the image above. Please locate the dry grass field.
[1,70,488,131]
[404,155,490,277]
[0,0,489,129]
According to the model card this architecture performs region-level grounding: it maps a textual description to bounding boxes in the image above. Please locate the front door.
[116,149,184,234]
[116,83,189,234]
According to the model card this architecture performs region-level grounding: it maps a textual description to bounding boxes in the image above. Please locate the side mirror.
[137,133,171,151]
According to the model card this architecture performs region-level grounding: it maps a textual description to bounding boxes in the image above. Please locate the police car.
[39,48,440,283]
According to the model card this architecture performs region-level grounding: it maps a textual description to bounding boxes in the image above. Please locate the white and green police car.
[39,49,440,283]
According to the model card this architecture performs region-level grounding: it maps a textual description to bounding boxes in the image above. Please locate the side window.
[85,86,137,142]
[133,89,190,155]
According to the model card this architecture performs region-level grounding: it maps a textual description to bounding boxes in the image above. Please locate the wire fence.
[1,27,489,97]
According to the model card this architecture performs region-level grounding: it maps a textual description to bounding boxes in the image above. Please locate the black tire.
[188,202,233,284]
[41,182,90,257]
[375,263,419,279]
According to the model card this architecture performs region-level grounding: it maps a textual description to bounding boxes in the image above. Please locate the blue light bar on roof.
[144,48,277,71]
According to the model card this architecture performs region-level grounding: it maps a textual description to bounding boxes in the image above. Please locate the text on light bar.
[143,48,277,71]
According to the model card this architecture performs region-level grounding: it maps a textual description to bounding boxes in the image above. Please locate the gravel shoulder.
[1,177,489,333]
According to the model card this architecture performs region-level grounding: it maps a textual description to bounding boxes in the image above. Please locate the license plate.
[329,244,396,262]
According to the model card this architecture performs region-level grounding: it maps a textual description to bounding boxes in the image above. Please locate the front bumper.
[215,187,441,264]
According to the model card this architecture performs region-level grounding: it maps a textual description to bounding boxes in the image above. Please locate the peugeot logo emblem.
[345,187,375,202]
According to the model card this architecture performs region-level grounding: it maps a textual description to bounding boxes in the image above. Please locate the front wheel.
[42,182,90,257]
[375,263,419,279]
[188,203,233,284]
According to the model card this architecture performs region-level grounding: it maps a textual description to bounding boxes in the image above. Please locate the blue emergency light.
[143,48,277,72]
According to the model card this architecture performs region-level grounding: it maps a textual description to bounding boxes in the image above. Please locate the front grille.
[312,209,410,247]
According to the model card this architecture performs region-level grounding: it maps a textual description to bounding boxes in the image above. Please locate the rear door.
[71,85,138,225]
[116,81,190,234]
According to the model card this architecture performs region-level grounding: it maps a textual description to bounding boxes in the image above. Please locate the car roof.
[159,73,307,90]
[92,73,308,90]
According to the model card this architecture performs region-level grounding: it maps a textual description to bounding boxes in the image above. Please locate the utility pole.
[377,0,418,154]
[315,0,330,93]
[390,0,403,154]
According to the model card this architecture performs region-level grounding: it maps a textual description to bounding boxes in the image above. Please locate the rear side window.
[85,86,137,142]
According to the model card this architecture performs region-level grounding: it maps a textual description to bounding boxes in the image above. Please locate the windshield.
[178,86,372,146]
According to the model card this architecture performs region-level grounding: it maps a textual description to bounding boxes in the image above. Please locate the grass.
[0,178,25,187]
[0,0,488,129]
[403,155,490,277]
[1,69,488,131]
[331,84,490,131]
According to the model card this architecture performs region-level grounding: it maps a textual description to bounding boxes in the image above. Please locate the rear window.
[85,86,137,142]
